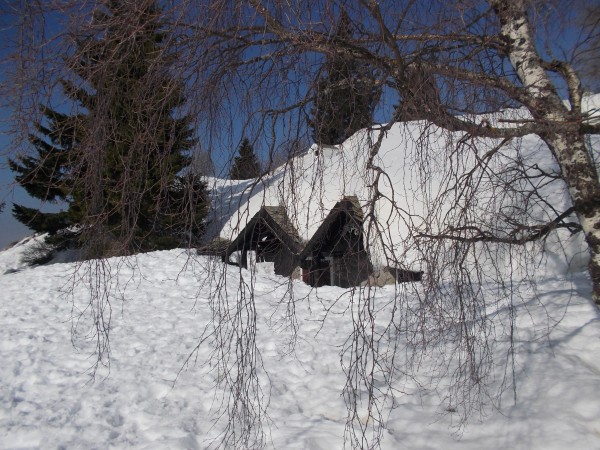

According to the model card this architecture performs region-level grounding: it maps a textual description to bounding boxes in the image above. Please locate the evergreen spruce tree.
[10,0,208,259]
[230,138,261,180]
[309,10,381,146]
[9,106,84,256]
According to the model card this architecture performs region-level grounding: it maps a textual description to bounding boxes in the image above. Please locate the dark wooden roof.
[299,196,364,259]
[261,206,300,240]
[226,205,303,256]
[197,237,231,256]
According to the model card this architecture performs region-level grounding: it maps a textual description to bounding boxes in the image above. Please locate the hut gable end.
[225,206,302,277]
[299,196,371,288]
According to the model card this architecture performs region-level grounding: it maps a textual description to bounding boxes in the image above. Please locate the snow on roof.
[214,95,599,271]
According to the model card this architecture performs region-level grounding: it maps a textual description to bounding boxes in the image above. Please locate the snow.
[0,235,47,274]
[1,240,600,449]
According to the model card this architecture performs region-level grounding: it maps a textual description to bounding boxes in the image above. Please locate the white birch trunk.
[491,0,600,304]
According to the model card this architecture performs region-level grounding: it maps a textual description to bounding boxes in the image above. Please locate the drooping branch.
[418,207,581,245]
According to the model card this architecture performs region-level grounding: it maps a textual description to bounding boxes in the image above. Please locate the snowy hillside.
[1,241,600,449]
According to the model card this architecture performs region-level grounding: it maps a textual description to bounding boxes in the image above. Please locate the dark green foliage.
[230,138,261,180]
[309,10,381,146]
[21,240,57,266]
[141,174,209,250]
[393,65,440,122]
[71,0,201,255]
[11,205,70,235]
[9,108,78,204]
[10,0,208,259]
[9,106,84,252]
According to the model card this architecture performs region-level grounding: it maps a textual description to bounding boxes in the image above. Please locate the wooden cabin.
[298,196,371,288]
[224,206,303,277]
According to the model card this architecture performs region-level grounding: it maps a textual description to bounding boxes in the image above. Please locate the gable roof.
[197,237,231,256]
[298,196,364,259]
[225,205,303,256]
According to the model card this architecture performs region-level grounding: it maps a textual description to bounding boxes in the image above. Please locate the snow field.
[1,246,600,449]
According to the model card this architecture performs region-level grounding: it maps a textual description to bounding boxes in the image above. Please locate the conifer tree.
[309,10,381,146]
[230,138,261,180]
[10,0,207,258]
[9,107,83,252]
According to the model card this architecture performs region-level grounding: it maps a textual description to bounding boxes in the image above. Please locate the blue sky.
[0,6,33,248]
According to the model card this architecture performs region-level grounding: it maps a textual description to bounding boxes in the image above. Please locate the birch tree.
[488,0,600,303]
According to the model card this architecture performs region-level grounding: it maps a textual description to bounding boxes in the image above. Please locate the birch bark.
[491,0,600,304]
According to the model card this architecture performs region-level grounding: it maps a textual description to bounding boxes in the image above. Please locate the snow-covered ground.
[1,240,600,449]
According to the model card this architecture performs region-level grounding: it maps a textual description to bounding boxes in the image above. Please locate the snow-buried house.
[213,98,598,284]
[216,140,426,284]
[221,197,422,288]
[224,205,303,277]
[298,196,371,287]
